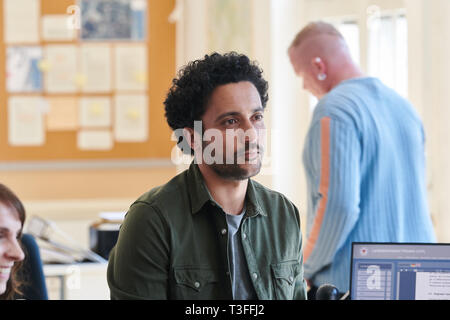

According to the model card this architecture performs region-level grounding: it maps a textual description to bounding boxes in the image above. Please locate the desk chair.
[16,233,48,300]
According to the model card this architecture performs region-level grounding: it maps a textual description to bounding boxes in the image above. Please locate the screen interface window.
[351,243,450,300]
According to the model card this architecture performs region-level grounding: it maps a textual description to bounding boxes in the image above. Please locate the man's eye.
[254,114,264,121]
[224,119,237,125]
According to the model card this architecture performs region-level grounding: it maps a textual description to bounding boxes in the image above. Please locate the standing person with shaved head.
[288,21,436,298]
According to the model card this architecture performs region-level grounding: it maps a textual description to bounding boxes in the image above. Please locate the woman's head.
[0,184,25,299]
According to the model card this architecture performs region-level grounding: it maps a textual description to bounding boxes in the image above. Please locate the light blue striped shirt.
[302,77,436,292]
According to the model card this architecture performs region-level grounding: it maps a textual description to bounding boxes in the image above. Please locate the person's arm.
[107,202,170,299]
[303,117,361,282]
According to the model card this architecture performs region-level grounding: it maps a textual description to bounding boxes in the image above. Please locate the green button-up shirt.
[107,162,307,300]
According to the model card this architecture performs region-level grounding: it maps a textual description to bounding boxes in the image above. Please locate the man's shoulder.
[310,82,366,133]
[251,179,289,199]
[129,170,189,216]
[250,179,298,213]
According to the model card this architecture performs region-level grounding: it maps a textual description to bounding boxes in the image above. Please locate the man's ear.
[311,56,326,74]
[183,127,195,151]
[183,127,203,154]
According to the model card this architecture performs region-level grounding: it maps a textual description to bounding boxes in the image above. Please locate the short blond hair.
[290,21,343,49]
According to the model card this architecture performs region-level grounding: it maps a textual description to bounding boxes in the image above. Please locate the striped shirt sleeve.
[303,117,361,281]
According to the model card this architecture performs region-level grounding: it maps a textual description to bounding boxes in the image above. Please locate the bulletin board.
[0,0,175,161]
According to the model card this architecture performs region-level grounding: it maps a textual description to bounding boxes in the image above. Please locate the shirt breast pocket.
[271,260,301,300]
[173,267,219,299]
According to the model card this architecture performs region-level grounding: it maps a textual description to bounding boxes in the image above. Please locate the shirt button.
[242,233,247,239]
[252,273,258,280]
[221,228,227,235]
[194,281,200,288]
[289,276,294,283]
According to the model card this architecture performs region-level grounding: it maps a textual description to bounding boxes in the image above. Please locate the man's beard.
[210,160,262,180]
[203,141,263,181]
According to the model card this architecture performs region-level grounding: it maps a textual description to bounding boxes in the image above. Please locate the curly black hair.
[164,52,269,154]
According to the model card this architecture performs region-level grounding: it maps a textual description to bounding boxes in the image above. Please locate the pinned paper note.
[8,96,45,146]
[80,45,112,92]
[131,0,147,11]
[4,0,40,44]
[114,45,147,91]
[42,15,76,41]
[6,47,43,92]
[77,130,113,150]
[44,45,78,93]
[46,97,78,131]
[37,99,50,115]
[79,97,111,128]
[114,94,148,142]
[80,0,146,40]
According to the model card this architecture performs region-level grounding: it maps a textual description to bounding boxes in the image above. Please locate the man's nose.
[242,120,258,143]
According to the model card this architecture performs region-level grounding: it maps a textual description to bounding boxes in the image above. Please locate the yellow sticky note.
[134,71,147,84]
[89,103,104,116]
[38,59,51,72]
[80,97,111,128]
[126,108,140,120]
[74,73,87,87]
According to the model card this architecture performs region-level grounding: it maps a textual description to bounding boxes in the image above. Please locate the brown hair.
[289,21,343,50]
[0,183,26,300]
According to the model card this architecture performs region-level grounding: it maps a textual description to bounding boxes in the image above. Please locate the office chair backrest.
[16,233,48,300]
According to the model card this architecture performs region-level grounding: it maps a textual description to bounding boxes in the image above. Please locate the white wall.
[269,0,309,223]
[405,0,450,242]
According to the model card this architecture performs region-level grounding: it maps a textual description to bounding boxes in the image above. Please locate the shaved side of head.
[288,21,351,66]
[290,21,344,49]
[288,21,364,97]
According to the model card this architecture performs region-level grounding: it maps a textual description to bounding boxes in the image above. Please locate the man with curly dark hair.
[108,52,307,300]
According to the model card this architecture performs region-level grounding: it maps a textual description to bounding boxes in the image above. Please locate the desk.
[43,262,109,300]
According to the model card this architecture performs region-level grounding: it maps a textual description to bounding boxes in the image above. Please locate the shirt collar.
[244,176,267,217]
[186,162,267,217]
[187,161,214,214]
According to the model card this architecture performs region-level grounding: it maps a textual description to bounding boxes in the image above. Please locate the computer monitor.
[350,243,450,300]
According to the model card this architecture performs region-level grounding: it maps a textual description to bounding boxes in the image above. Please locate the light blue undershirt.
[225,204,257,300]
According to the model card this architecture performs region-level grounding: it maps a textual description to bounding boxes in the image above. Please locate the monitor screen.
[350,243,450,300]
